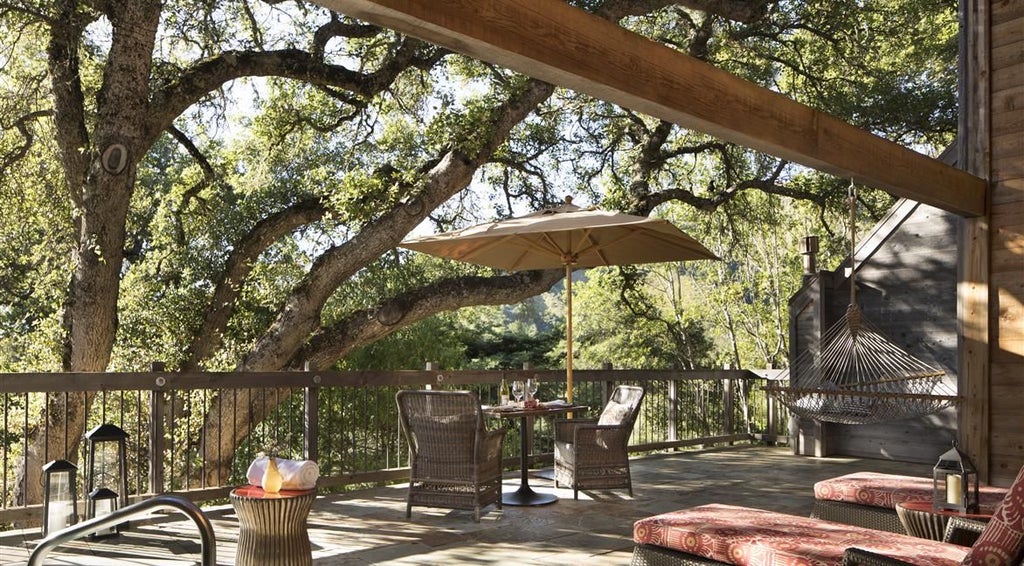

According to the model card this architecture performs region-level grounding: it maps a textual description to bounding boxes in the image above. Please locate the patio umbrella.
[400,197,718,402]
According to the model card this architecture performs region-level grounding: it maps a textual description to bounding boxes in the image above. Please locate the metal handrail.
[28,494,216,566]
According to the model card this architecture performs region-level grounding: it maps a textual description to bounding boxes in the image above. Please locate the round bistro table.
[483,403,587,506]
[230,485,316,566]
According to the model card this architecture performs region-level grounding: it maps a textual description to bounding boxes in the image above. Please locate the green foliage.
[571,268,714,370]
[341,313,466,371]
[0,0,959,378]
[455,302,562,370]
[728,0,958,147]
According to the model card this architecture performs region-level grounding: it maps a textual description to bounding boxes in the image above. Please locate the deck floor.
[0,445,934,565]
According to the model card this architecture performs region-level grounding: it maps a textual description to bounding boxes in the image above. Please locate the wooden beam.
[320,0,987,217]
[957,0,991,482]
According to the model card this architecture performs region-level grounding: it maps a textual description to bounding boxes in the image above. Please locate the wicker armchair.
[396,390,506,522]
[554,385,645,500]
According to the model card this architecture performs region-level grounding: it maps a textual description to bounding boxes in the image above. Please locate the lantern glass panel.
[43,461,77,536]
[93,441,120,488]
[88,488,119,538]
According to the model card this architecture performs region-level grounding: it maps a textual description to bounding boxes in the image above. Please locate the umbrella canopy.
[401,198,717,270]
[400,197,718,401]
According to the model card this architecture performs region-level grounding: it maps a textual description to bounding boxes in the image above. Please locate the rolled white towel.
[246,456,319,490]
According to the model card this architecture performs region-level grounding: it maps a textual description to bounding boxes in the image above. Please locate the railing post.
[667,372,675,444]
[668,374,678,444]
[723,373,734,436]
[601,361,614,402]
[148,362,166,494]
[303,362,319,463]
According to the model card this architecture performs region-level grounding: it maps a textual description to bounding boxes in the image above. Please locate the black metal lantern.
[85,423,128,529]
[87,487,120,538]
[42,459,78,536]
[933,440,979,513]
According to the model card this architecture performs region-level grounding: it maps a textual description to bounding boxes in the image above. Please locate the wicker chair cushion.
[814,472,1008,509]
[634,504,968,566]
[961,464,1024,566]
[554,440,574,464]
[598,401,631,426]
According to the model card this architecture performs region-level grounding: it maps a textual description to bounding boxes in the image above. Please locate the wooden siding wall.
[790,203,961,464]
[788,272,834,457]
[985,0,1024,485]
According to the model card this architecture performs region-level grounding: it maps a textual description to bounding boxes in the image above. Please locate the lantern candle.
[47,501,72,534]
[946,475,963,506]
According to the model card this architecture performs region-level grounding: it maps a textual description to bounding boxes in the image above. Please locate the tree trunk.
[13,0,161,511]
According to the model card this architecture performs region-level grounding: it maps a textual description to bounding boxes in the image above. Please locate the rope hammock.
[768,184,959,424]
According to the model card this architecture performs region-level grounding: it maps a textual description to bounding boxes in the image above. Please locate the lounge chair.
[631,463,1024,566]
[813,471,1008,534]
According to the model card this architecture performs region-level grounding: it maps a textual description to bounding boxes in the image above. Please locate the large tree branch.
[597,0,775,23]
[184,198,329,371]
[312,13,381,58]
[145,36,444,148]
[239,78,556,370]
[46,0,92,208]
[641,160,831,212]
[295,269,564,369]
[0,110,53,178]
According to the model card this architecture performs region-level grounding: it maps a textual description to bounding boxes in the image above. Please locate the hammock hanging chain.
[849,181,857,309]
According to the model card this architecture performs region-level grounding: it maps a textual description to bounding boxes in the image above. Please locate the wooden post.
[957,0,991,484]
[601,361,614,404]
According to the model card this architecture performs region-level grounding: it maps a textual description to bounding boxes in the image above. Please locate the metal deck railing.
[0,367,789,526]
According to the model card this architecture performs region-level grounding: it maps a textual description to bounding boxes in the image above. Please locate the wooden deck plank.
[0,445,940,565]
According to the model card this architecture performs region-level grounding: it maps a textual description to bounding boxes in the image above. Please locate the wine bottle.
[499,377,510,406]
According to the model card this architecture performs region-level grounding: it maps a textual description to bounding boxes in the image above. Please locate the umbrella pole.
[565,263,573,404]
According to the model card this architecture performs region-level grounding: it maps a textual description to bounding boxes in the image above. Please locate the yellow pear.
[261,456,283,493]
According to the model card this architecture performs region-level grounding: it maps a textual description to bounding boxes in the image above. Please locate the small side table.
[895,500,994,542]
[230,485,316,566]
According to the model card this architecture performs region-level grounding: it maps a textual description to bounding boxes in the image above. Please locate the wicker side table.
[230,486,316,566]
[895,500,993,542]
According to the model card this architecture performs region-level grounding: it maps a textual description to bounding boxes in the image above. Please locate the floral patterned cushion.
[634,503,968,566]
[814,472,1008,508]
[961,464,1024,566]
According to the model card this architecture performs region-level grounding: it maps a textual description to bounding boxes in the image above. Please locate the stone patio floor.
[0,444,935,565]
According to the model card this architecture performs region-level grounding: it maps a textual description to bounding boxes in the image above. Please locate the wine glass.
[526,378,539,402]
[511,380,525,406]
